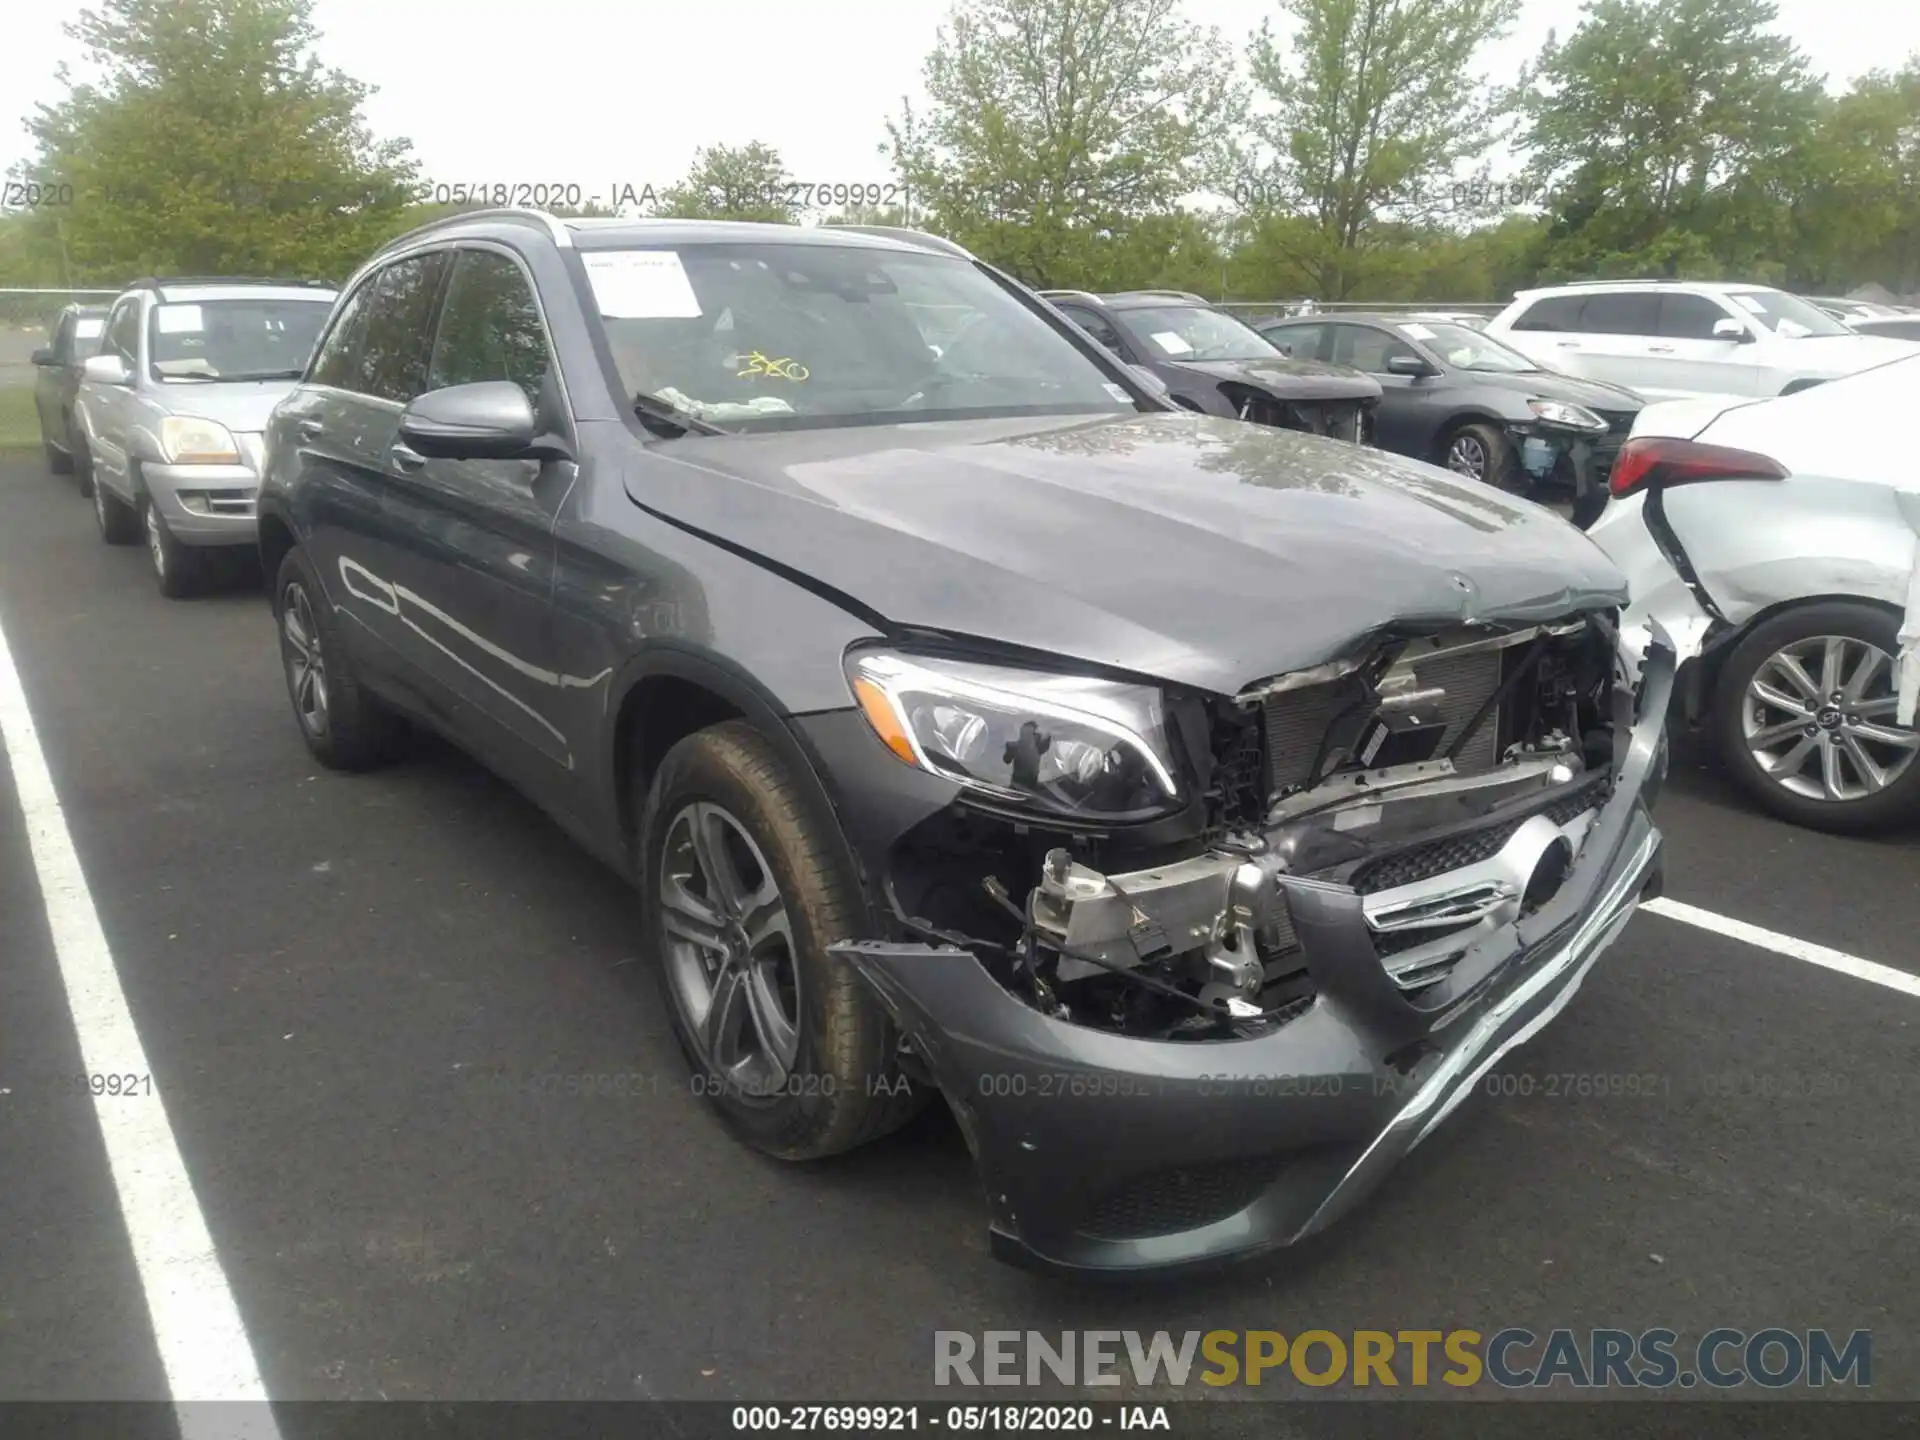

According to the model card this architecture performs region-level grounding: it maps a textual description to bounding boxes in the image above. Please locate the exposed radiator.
[1263,647,1504,795]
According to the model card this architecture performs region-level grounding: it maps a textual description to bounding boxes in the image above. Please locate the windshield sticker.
[1730,293,1768,315]
[1775,318,1811,338]
[1401,322,1436,340]
[155,305,203,333]
[732,350,810,380]
[1151,331,1193,355]
[584,251,703,318]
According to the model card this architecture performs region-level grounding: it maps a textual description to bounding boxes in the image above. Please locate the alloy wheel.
[1742,634,1918,802]
[280,581,330,738]
[659,801,801,1098]
[145,504,167,580]
[1446,434,1488,479]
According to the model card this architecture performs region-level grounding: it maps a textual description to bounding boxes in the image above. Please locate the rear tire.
[273,545,409,771]
[1713,600,1920,833]
[639,720,924,1160]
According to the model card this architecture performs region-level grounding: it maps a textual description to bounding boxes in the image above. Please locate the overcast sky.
[4,0,1917,201]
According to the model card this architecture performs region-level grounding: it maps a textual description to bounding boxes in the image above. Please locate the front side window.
[1723,289,1852,339]
[1055,304,1125,355]
[105,300,141,363]
[583,242,1135,432]
[1115,306,1284,363]
[1656,293,1737,340]
[1331,324,1421,374]
[1397,321,1537,372]
[428,250,555,407]
[147,298,334,382]
[1262,323,1328,360]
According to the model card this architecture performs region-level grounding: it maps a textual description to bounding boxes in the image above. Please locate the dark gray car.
[30,303,109,477]
[1040,289,1382,440]
[261,211,1672,1276]
[1259,313,1645,525]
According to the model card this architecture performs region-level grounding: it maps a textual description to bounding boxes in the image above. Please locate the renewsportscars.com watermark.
[934,1329,1872,1390]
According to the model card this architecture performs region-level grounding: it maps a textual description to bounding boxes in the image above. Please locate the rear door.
[375,245,577,782]
[271,252,450,702]
[85,298,143,497]
[1560,291,1664,395]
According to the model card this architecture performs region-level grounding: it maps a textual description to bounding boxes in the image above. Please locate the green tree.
[647,142,801,223]
[1775,59,1920,291]
[1523,0,1822,279]
[13,0,419,284]
[885,0,1243,287]
[1238,0,1523,297]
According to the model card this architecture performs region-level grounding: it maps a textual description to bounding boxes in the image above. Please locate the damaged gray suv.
[261,211,1673,1276]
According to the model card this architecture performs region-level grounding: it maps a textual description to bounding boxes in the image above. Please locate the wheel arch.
[1430,409,1512,463]
[1697,591,1908,713]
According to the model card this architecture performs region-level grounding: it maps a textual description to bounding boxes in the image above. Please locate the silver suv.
[74,276,336,596]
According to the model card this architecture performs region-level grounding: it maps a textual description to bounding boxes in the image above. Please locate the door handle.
[297,419,324,439]
[1648,344,1676,354]
[388,442,427,472]
[1555,341,1580,349]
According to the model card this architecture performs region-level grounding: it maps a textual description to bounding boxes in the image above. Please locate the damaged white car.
[1589,355,1920,831]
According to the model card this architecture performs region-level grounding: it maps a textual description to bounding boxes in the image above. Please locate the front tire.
[93,471,138,544]
[1443,421,1519,492]
[1714,600,1920,832]
[272,545,408,770]
[142,498,207,599]
[639,721,923,1160]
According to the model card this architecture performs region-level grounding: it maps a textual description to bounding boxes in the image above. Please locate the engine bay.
[883,611,1630,1042]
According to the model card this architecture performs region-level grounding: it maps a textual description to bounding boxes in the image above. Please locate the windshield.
[1399,320,1538,372]
[147,298,334,381]
[581,243,1136,432]
[1723,290,1852,339]
[1117,306,1285,362]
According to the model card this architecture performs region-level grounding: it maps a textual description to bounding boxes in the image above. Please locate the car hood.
[1780,333,1920,373]
[1452,368,1644,411]
[626,411,1627,695]
[1167,357,1383,402]
[154,381,300,433]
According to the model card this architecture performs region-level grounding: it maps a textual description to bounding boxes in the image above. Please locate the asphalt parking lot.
[0,449,1917,1412]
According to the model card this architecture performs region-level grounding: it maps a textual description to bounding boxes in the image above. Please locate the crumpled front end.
[826,612,1674,1275]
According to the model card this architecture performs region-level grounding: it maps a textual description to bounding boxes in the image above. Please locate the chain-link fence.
[0,288,122,390]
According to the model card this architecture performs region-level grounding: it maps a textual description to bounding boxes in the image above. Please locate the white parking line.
[0,612,280,1434]
[1643,896,1920,999]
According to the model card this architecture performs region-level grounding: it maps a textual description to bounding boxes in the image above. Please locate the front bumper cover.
[834,633,1673,1276]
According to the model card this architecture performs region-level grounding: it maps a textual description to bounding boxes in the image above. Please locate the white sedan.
[1588,356,1920,832]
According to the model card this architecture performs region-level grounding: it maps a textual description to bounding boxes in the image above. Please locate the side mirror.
[1386,353,1438,377]
[399,381,540,460]
[83,353,133,385]
[1712,318,1753,344]
[1127,364,1170,397]
[31,347,57,367]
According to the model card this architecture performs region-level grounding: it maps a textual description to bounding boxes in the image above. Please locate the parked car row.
[20,216,1915,1276]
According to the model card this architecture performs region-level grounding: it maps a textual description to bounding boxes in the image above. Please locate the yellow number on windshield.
[733,350,810,381]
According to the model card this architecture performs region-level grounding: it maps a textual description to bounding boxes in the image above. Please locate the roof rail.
[1036,289,1102,303]
[828,225,974,260]
[131,275,335,292]
[379,207,575,251]
[1111,289,1210,304]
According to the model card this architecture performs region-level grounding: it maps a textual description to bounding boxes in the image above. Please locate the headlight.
[1527,399,1607,432]
[848,651,1182,820]
[159,415,240,465]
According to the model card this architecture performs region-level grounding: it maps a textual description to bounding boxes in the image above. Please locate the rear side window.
[1578,292,1660,336]
[427,249,555,407]
[1657,293,1734,340]
[354,252,451,403]
[309,281,376,390]
[1507,295,1586,332]
[1866,319,1920,341]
